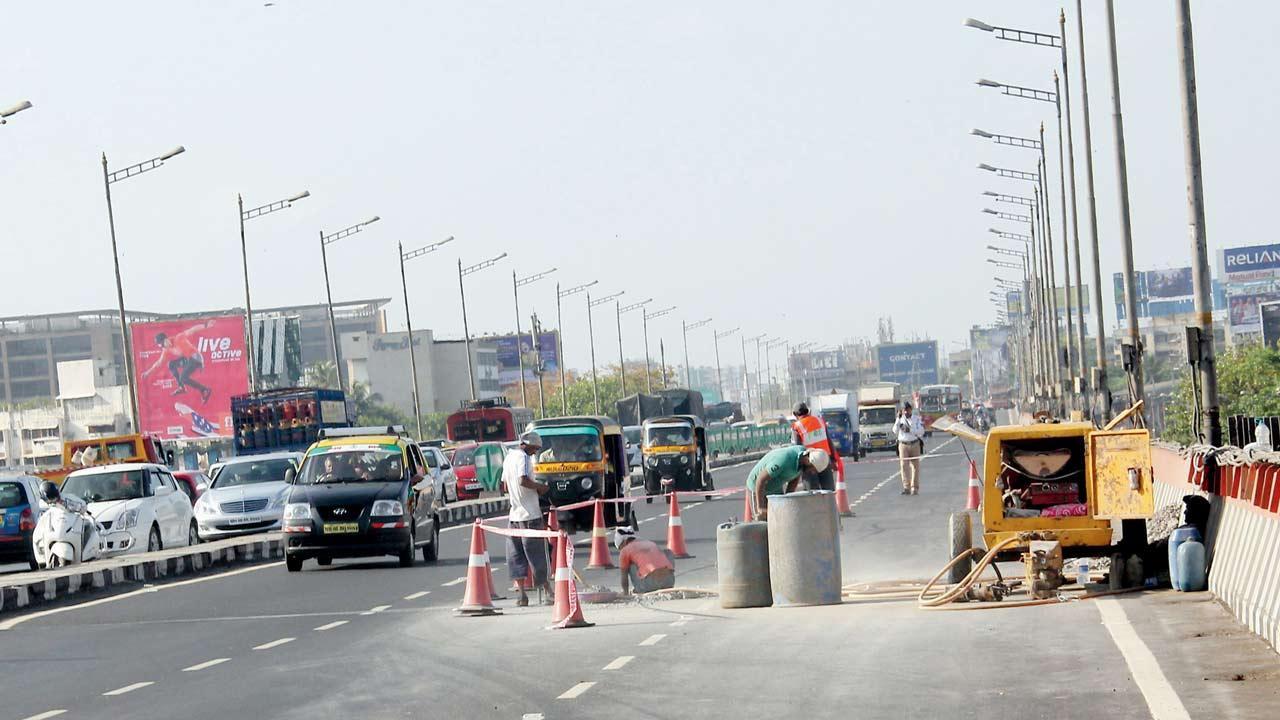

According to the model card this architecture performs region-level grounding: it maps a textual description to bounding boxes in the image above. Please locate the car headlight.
[196,500,217,517]
[117,508,140,530]
[269,491,288,510]
[646,456,659,468]
[283,503,312,521]
[371,500,404,516]
[679,455,689,465]
[579,477,593,490]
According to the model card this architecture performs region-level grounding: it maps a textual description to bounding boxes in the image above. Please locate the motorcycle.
[33,490,104,569]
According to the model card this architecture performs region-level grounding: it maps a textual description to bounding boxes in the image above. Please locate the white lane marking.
[442,576,467,587]
[557,681,596,700]
[182,658,230,672]
[603,655,634,670]
[638,633,666,646]
[315,620,348,631]
[845,437,960,509]
[19,711,67,720]
[404,591,430,600]
[522,714,545,719]
[0,561,284,631]
[102,681,154,696]
[362,604,391,615]
[670,615,691,627]
[684,502,703,510]
[1095,599,1192,720]
[253,637,295,650]
[638,517,657,524]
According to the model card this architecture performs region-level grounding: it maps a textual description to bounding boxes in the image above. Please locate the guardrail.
[707,425,791,457]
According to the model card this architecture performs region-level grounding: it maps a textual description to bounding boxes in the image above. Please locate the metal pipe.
[101,154,139,431]
[321,230,344,391]
[400,243,423,438]
[237,194,258,392]
[458,259,475,399]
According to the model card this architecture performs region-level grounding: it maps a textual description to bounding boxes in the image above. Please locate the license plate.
[228,515,260,525]
[323,522,359,534]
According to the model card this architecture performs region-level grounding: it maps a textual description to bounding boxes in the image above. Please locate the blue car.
[0,474,43,570]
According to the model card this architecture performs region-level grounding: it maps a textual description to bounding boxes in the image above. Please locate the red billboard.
[131,316,249,440]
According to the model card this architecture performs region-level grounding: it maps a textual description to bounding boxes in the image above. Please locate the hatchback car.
[283,428,441,571]
[60,463,197,555]
[0,474,43,570]
[418,443,458,504]
[194,452,301,540]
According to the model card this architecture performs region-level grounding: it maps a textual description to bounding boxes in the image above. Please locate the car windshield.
[536,434,602,463]
[0,482,27,508]
[299,448,403,484]
[452,447,477,466]
[211,458,296,488]
[62,470,146,503]
[623,427,642,445]
[822,413,850,433]
[859,407,897,425]
[645,425,693,447]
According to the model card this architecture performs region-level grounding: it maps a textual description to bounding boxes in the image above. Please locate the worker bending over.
[745,445,830,521]
[791,401,843,493]
[615,527,675,594]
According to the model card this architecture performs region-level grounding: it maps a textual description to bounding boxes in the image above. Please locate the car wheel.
[317,556,332,566]
[399,526,416,567]
[421,521,439,563]
[188,520,200,546]
[286,555,303,572]
[147,524,162,552]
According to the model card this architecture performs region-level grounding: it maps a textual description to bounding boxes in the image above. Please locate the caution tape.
[475,519,560,539]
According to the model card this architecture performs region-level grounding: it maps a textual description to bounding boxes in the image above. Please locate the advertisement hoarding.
[1261,301,1280,349]
[1005,290,1023,318]
[1228,290,1280,331]
[1221,244,1280,283]
[1114,269,1226,323]
[876,341,939,387]
[491,332,560,385]
[1145,267,1194,299]
[131,316,249,440]
[789,349,846,389]
[970,326,1011,396]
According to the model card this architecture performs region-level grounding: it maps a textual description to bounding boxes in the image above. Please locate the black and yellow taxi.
[281,426,440,572]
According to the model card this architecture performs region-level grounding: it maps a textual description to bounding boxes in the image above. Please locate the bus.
[445,397,535,443]
[915,384,963,434]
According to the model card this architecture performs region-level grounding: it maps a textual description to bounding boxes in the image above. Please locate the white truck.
[857,382,901,454]
[810,390,862,459]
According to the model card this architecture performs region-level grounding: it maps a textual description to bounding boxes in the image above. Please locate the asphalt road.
[3,437,1277,720]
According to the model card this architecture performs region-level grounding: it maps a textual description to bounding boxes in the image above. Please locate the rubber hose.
[917,536,1024,608]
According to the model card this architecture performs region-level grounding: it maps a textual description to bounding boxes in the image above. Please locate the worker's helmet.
[793,402,809,416]
[519,431,543,449]
[805,449,830,473]
[613,526,636,549]
[39,480,61,504]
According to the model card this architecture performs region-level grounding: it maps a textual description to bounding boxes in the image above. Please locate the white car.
[60,463,197,555]
[195,452,302,540]
[419,445,458,504]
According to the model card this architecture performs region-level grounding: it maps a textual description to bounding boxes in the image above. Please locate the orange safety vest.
[793,414,842,474]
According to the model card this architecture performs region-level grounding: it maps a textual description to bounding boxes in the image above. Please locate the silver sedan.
[194,452,301,540]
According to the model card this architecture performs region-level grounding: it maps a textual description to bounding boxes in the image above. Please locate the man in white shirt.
[504,431,553,606]
[895,402,926,495]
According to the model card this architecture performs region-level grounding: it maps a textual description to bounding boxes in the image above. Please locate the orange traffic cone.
[457,521,501,616]
[586,499,615,569]
[551,530,593,629]
[742,486,753,522]
[666,492,692,558]
[965,459,981,511]
[834,463,853,517]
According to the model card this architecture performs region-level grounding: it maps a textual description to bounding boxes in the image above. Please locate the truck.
[231,387,352,455]
[616,389,705,427]
[811,390,861,458]
[35,433,175,486]
[857,382,901,453]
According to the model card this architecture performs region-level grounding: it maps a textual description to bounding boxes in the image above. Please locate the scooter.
[33,493,104,569]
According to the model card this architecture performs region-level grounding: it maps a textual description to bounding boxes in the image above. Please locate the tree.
[1163,344,1280,444]
[302,361,339,390]
[540,363,676,418]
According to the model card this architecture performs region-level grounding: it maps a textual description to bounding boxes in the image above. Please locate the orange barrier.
[551,530,592,629]
[457,521,500,616]
[586,500,615,568]
[666,491,692,558]
[965,460,981,511]
[834,465,853,516]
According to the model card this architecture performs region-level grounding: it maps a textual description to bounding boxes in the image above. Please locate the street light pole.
[555,280,598,415]
[1174,0,1219,444]
[617,298,652,397]
[239,190,310,391]
[457,252,508,400]
[642,306,676,393]
[681,319,711,389]
[714,327,740,402]
[586,290,625,414]
[320,216,381,392]
[401,236,455,438]
[101,145,187,431]
[513,267,557,408]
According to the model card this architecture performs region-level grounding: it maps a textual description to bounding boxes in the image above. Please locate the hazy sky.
[4,2,1277,373]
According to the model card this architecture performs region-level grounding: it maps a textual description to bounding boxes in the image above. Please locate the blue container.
[1176,540,1207,592]
[1169,525,1203,591]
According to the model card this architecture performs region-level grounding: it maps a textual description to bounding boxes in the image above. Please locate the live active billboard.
[876,341,939,387]
[131,316,249,440]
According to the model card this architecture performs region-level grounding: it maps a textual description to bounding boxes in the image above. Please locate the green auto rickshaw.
[529,416,636,534]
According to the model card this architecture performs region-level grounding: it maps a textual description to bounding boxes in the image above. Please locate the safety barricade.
[457,519,592,628]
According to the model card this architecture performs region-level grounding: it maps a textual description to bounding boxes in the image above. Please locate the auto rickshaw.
[640,415,713,502]
[938,406,1154,592]
[528,416,636,534]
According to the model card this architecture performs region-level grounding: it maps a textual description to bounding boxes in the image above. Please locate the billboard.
[1005,290,1023,318]
[970,326,1012,397]
[1261,301,1280,349]
[876,341,939,387]
[790,349,846,390]
[131,316,249,440]
[1228,289,1280,331]
[491,332,560,385]
[1222,244,1280,282]
[1114,269,1226,322]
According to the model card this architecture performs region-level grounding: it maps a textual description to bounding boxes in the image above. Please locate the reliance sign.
[1223,244,1280,280]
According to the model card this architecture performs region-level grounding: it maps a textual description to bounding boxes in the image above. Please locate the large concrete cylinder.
[716,521,772,608]
[767,490,842,607]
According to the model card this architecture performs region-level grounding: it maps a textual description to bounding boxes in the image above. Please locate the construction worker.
[615,527,676,594]
[791,401,843,493]
[746,445,830,521]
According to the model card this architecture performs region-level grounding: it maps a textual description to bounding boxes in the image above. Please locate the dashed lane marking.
[102,682,153,697]
[603,655,635,670]
[362,605,391,615]
[19,711,67,720]
[638,633,666,646]
[404,591,431,600]
[846,437,959,510]
[557,681,596,700]
[253,637,295,650]
[182,658,230,672]
[315,620,348,631]
[522,714,545,719]
[670,615,691,627]
[442,577,467,587]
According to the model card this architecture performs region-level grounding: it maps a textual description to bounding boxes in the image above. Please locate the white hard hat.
[520,431,543,448]
[614,526,636,549]
[806,449,830,473]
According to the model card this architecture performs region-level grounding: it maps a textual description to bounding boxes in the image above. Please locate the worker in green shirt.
[746,445,830,520]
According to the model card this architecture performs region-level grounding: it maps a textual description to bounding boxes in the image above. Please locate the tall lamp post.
[642,306,677,394]
[513,267,557,408]
[399,236,455,438]
[765,338,787,412]
[102,145,187,431]
[319,216,380,392]
[681,319,712,389]
[239,189,310,391]
[555,280,597,414]
[457,253,508,400]
[713,327,740,403]
[746,333,767,416]
[586,290,625,414]
[616,298,652,396]
[0,100,33,124]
